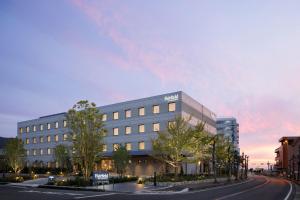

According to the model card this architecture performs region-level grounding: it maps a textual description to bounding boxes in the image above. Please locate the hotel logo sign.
[164,94,179,102]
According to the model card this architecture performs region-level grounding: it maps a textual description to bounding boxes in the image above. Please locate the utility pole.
[241,152,244,179]
[227,143,232,182]
[245,155,249,179]
[212,138,217,183]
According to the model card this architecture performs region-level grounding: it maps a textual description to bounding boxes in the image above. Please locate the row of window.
[26,141,146,156]
[25,134,68,144]
[101,102,176,121]
[111,123,160,136]
[19,103,177,134]
[102,141,145,152]
[27,148,52,156]
[19,120,67,134]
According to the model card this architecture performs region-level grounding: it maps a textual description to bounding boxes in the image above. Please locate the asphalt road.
[0,176,294,200]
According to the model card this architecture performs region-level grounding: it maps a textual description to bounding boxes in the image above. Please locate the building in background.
[17,91,217,176]
[274,136,300,180]
[216,117,240,154]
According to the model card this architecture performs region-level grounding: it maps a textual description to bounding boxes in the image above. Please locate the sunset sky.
[1,0,300,168]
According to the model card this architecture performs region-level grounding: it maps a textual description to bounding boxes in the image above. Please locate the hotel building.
[17,91,217,176]
[216,117,240,154]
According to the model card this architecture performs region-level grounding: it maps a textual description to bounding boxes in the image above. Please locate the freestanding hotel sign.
[164,94,178,102]
[93,171,109,185]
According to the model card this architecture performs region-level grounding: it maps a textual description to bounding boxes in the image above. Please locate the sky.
[1,0,300,168]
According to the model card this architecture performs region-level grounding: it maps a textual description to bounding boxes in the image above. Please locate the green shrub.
[109,176,138,183]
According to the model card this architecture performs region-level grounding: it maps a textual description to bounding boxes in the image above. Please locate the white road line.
[74,193,116,199]
[214,177,270,200]
[284,181,293,200]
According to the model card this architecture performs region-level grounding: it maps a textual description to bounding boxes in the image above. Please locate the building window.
[33,149,37,156]
[26,150,29,156]
[47,162,51,168]
[33,137,37,144]
[55,122,59,129]
[40,136,44,143]
[153,123,160,132]
[168,102,176,112]
[138,141,145,150]
[102,144,107,152]
[40,124,44,131]
[139,107,145,116]
[33,126,36,132]
[63,120,67,127]
[125,126,131,135]
[102,114,107,121]
[138,124,145,133]
[47,135,51,143]
[55,135,59,142]
[125,143,132,151]
[26,138,30,144]
[19,128,23,134]
[47,123,51,130]
[125,109,131,118]
[113,112,119,120]
[153,105,160,114]
[113,144,120,151]
[113,128,119,136]
[63,134,68,141]
[26,126,30,133]
[47,148,51,155]
[168,121,175,128]
[40,149,43,155]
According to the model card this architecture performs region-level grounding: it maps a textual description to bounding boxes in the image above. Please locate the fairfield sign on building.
[164,94,179,102]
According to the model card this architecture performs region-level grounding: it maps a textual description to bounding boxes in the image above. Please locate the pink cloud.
[69,0,191,85]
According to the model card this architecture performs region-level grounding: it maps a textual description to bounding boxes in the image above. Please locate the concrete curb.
[9,183,39,187]
[38,185,105,192]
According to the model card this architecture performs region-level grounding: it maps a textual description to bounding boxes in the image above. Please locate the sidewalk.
[293,183,300,200]
[154,178,250,192]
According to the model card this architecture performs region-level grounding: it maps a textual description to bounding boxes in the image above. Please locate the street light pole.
[212,138,217,183]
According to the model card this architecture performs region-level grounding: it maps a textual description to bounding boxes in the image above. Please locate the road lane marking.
[214,177,270,200]
[187,178,254,194]
[74,193,116,199]
[283,181,293,200]
[131,179,255,195]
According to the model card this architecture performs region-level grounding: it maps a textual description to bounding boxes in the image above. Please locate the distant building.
[17,91,217,176]
[274,136,300,180]
[216,117,240,153]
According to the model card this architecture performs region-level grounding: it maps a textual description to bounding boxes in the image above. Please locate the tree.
[210,134,234,181]
[67,100,106,181]
[189,122,211,173]
[112,145,130,177]
[54,144,69,173]
[152,116,194,176]
[4,138,25,176]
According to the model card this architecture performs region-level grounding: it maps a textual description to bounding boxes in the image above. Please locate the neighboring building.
[274,136,300,180]
[216,117,240,153]
[17,91,217,176]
